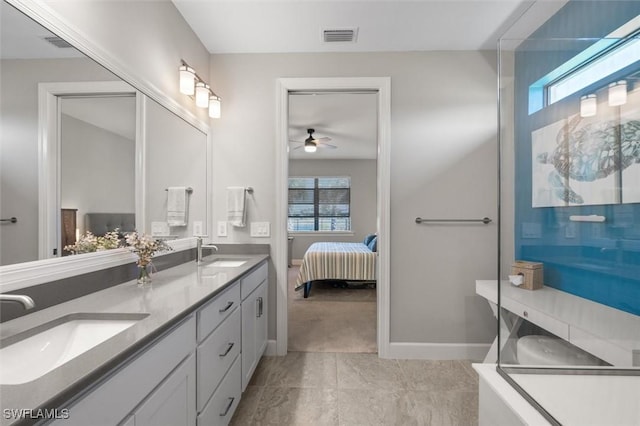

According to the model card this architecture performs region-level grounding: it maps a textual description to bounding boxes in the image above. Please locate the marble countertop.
[0,253,269,424]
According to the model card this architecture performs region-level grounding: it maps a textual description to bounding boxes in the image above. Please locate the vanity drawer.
[502,298,569,340]
[240,262,267,301]
[197,356,241,426]
[196,308,241,412]
[197,283,240,342]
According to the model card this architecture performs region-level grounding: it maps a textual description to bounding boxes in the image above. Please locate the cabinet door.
[241,280,268,391]
[255,280,268,358]
[133,353,196,426]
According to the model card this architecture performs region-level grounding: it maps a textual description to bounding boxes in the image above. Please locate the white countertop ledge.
[0,254,269,422]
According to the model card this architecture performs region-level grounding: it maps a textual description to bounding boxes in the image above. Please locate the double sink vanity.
[0,253,269,426]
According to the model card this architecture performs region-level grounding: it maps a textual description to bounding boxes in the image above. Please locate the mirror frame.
[1,0,212,292]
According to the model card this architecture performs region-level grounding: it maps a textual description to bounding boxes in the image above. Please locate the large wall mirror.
[0,0,210,272]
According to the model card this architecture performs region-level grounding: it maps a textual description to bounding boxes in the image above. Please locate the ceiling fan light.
[304,140,317,153]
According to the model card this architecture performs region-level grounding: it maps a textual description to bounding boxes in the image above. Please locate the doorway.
[274,77,391,357]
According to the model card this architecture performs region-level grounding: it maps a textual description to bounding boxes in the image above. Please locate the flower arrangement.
[64,229,122,254]
[124,231,173,267]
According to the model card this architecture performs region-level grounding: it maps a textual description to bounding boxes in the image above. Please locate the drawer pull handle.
[219,397,235,417]
[219,342,235,357]
[256,296,264,318]
[523,311,529,318]
[219,301,234,313]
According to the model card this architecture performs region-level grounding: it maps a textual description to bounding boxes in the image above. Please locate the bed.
[294,238,377,298]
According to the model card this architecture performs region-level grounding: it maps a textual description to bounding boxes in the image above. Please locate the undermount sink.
[0,312,148,385]
[207,259,248,268]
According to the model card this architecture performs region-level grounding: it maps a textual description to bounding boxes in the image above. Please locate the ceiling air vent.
[322,28,358,43]
[43,36,74,48]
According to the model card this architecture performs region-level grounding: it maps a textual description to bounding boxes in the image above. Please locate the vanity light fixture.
[195,82,209,108]
[179,59,222,118]
[209,95,221,118]
[608,80,627,106]
[179,65,196,95]
[580,94,597,117]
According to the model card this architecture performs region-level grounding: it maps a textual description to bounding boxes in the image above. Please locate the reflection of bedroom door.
[274,77,391,357]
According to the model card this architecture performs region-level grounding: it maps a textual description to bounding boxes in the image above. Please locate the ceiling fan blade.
[291,145,304,150]
[318,143,337,149]
[313,137,332,142]
[289,140,303,144]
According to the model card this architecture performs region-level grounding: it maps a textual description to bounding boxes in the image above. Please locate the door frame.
[38,80,143,259]
[274,77,391,357]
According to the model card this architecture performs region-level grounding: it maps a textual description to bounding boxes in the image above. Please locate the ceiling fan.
[289,128,337,153]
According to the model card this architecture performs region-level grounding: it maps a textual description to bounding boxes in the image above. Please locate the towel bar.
[415,217,492,224]
[245,187,254,194]
[0,217,17,224]
[165,187,193,194]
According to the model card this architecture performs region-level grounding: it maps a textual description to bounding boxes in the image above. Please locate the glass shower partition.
[497,32,640,425]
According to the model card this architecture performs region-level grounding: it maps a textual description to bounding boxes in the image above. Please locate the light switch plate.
[193,221,203,236]
[250,221,270,237]
[217,221,228,237]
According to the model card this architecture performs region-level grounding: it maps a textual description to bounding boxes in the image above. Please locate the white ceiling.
[172,0,550,54]
[288,92,378,160]
[61,96,137,141]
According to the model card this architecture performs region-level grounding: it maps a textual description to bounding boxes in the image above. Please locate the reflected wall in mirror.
[145,99,208,239]
[0,0,209,270]
[60,94,137,254]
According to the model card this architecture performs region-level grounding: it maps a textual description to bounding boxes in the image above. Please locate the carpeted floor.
[288,265,377,353]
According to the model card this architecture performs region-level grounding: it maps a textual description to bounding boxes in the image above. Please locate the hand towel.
[167,186,188,226]
[227,186,246,227]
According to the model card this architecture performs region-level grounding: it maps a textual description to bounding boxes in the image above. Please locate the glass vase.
[137,263,152,285]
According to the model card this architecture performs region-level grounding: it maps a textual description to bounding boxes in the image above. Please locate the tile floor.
[230,352,479,425]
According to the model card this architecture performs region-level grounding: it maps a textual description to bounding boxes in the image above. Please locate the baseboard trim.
[264,339,278,356]
[387,342,491,361]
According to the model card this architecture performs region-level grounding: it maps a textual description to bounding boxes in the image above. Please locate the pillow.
[367,236,377,252]
[363,233,376,246]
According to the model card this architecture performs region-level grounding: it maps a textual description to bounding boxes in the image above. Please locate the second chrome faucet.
[196,236,218,265]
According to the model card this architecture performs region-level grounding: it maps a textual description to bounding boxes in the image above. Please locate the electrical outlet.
[193,221,203,236]
[217,221,228,237]
[250,221,270,237]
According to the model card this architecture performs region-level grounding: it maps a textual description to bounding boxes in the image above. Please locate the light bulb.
[304,143,317,153]
[608,81,627,106]
[179,65,195,95]
[580,94,597,117]
[208,96,221,118]
[195,82,209,108]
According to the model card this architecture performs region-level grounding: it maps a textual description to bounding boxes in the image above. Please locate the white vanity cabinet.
[240,262,268,391]
[50,316,196,426]
[46,259,269,426]
[196,284,242,425]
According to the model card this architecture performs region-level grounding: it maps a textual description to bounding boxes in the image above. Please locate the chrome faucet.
[196,236,218,265]
[0,294,35,310]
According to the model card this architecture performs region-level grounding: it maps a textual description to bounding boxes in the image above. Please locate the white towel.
[167,186,188,226]
[227,186,247,227]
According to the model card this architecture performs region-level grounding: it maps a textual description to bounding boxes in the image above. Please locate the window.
[528,15,640,114]
[288,177,351,232]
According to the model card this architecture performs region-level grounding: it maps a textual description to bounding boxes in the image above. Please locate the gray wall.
[45,0,210,122]
[0,58,118,265]
[145,98,208,238]
[289,159,377,259]
[61,114,135,235]
[209,51,498,346]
